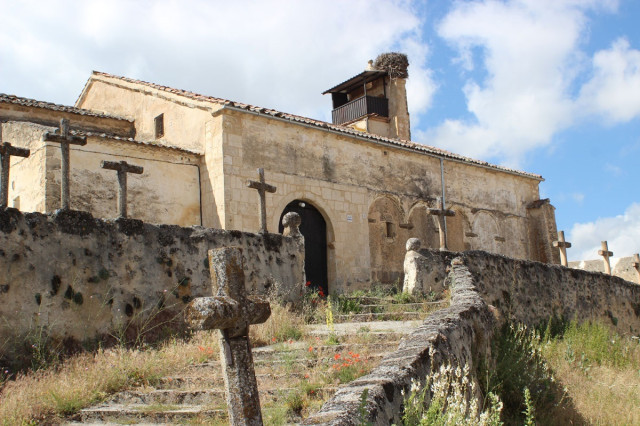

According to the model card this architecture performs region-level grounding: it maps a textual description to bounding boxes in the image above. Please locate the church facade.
[0,56,559,294]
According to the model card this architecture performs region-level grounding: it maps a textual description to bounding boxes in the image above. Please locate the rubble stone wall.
[0,208,304,362]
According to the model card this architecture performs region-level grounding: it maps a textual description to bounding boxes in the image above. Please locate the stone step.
[306,319,420,337]
[334,311,423,322]
[189,351,384,371]
[354,300,447,312]
[155,371,306,390]
[338,296,446,305]
[104,385,339,407]
[252,341,401,360]
[79,404,226,423]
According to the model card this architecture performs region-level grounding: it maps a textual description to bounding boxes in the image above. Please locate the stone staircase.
[66,299,443,425]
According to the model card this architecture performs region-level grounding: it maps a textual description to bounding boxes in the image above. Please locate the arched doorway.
[279,200,328,295]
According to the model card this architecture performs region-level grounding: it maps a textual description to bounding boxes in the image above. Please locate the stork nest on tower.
[373,52,409,79]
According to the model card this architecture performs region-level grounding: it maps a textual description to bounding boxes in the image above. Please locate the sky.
[1,0,638,262]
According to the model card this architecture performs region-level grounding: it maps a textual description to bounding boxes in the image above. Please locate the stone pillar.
[402,238,426,295]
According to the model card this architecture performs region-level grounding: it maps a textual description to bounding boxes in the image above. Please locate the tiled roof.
[0,93,132,122]
[72,130,200,156]
[88,72,543,180]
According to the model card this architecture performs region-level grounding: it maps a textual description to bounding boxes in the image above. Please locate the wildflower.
[318,289,325,297]
[272,337,277,342]
[305,281,311,287]
[334,353,341,360]
[304,373,310,379]
[309,346,314,352]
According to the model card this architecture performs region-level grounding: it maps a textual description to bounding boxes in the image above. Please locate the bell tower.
[322,52,411,141]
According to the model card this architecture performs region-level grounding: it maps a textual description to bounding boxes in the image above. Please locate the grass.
[0,331,219,424]
[542,321,640,425]
[480,319,640,425]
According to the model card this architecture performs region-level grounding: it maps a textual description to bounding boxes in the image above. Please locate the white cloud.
[569,202,640,261]
[0,0,437,124]
[421,0,625,166]
[578,38,640,124]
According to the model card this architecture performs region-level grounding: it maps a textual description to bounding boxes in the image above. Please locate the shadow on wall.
[0,207,305,368]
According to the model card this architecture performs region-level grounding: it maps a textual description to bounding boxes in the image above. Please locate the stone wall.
[0,208,304,363]
[306,248,640,424]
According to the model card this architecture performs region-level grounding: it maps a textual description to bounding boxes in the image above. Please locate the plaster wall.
[77,77,220,152]
[0,209,304,362]
[217,109,544,291]
[2,122,47,212]
[6,121,202,226]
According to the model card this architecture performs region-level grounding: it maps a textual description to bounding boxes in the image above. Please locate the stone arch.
[368,195,407,286]
[470,211,502,254]
[446,206,467,252]
[273,193,337,294]
[407,202,439,249]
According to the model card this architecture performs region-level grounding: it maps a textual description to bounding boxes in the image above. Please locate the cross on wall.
[247,168,276,234]
[43,119,87,210]
[427,199,455,251]
[101,160,144,218]
[598,241,614,275]
[552,230,572,267]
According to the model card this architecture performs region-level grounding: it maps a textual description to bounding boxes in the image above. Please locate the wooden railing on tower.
[331,95,389,125]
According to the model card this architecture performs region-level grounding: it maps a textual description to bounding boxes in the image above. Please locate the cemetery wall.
[0,208,304,363]
[306,249,640,424]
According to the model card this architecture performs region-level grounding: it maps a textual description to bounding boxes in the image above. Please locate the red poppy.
[305,281,311,287]
[318,289,325,297]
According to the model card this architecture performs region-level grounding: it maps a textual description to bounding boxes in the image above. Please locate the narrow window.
[12,196,19,210]
[154,113,164,139]
[385,221,396,239]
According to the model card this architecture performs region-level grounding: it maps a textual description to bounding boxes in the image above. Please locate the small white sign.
[346,214,353,223]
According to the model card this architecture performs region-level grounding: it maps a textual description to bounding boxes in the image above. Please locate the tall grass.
[0,331,219,424]
[542,320,640,425]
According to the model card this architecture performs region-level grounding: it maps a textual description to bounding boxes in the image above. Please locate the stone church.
[0,54,559,294]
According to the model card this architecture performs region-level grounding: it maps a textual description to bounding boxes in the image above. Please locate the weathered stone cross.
[100,160,144,218]
[632,254,640,284]
[427,199,455,250]
[247,168,276,234]
[598,241,614,275]
[186,247,271,425]
[43,119,87,210]
[552,230,572,267]
[0,141,30,209]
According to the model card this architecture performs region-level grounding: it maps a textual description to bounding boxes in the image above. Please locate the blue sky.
[1,0,638,261]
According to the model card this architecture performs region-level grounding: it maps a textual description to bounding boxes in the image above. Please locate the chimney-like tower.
[322,52,411,140]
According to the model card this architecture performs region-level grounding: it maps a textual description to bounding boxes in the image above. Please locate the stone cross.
[247,168,276,234]
[0,141,30,209]
[43,119,87,210]
[598,241,614,275]
[101,160,144,218]
[552,230,572,267]
[427,199,455,250]
[632,254,640,284]
[186,247,271,425]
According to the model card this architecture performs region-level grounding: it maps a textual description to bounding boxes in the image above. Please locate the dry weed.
[0,331,219,424]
